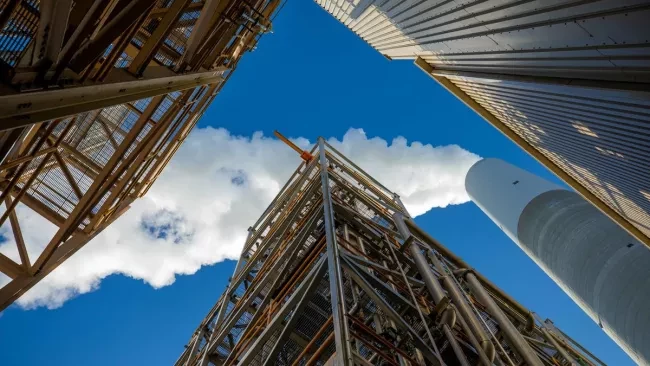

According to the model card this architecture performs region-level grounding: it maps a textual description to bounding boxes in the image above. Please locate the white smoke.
[0,127,480,309]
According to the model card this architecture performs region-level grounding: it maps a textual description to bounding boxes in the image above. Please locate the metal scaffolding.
[0,0,281,310]
[176,139,605,366]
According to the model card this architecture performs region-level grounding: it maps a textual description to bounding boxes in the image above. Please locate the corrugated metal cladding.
[315,0,650,241]
[316,0,650,82]
[447,75,650,239]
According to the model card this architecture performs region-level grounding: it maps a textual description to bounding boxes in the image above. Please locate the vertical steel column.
[343,224,362,355]
[318,137,353,365]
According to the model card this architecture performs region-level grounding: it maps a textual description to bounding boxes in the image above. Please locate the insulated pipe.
[409,242,471,366]
[442,325,470,366]
[409,237,446,305]
[427,250,496,364]
[538,326,577,365]
[394,214,446,305]
[406,219,535,332]
[393,213,494,365]
[463,270,544,366]
[455,310,497,366]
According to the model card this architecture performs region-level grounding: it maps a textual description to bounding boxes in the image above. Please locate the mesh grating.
[0,0,38,66]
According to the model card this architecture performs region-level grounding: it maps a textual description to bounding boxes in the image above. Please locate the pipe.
[535,319,577,365]
[393,213,492,365]
[455,310,497,366]
[409,241,471,366]
[439,307,457,328]
[291,317,333,366]
[394,214,447,306]
[406,219,535,332]
[409,239,446,304]
[463,271,543,366]
[442,325,470,366]
[428,250,496,364]
[305,333,334,365]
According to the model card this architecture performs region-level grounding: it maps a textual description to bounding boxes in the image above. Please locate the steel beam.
[422,63,650,93]
[0,252,23,279]
[174,0,221,71]
[237,256,327,364]
[341,254,441,365]
[31,0,72,69]
[318,137,353,365]
[57,0,108,76]
[128,0,193,76]
[0,196,131,310]
[68,0,154,73]
[5,195,30,272]
[53,152,83,199]
[262,265,329,365]
[0,69,224,131]
[199,212,323,364]
[0,0,20,33]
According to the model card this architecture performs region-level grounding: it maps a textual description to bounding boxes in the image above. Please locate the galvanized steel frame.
[177,142,605,366]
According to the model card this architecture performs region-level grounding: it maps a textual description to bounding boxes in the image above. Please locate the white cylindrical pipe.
[465,158,650,365]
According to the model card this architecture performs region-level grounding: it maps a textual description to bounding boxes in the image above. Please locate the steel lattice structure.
[176,139,605,366]
[0,0,281,310]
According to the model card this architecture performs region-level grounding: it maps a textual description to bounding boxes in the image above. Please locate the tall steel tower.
[0,0,281,310]
[314,0,650,250]
[176,136,605,366]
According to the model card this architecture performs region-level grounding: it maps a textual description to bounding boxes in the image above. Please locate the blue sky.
[0,1,633,365]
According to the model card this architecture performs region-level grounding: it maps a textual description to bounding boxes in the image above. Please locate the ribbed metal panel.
[316,0,650,242]
[450,75,650,239]
[316,0,650,82]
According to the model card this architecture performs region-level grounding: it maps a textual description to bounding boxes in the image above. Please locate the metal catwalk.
[176,139,604,366]
[0,0,281,309]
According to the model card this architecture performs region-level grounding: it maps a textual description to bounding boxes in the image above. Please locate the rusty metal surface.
[0,0,281,310]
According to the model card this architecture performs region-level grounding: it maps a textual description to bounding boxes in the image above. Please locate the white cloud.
[0,128,480,309]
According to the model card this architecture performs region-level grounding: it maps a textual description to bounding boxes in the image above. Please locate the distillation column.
[466,158,650,365]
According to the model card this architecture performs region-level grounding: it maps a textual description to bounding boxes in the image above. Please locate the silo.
[465,158,650,365]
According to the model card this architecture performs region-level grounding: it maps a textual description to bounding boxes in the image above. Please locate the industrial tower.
[0,0,281,310]
[176,137,605,366]
[466,158,650,365]
[315,0,650,249]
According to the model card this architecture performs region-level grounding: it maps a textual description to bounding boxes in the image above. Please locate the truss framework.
[0,0,281,309]
[176,140,606,366]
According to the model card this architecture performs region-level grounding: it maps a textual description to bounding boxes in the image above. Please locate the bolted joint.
[453,268,476,280]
